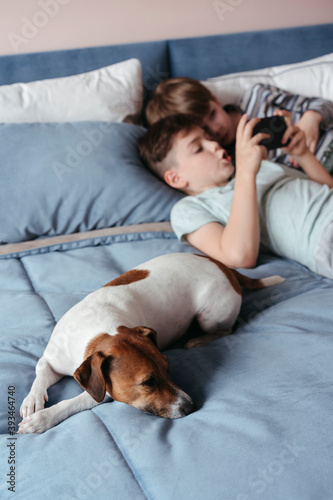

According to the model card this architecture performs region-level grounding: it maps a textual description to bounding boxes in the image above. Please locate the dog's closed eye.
[141,376,158,388]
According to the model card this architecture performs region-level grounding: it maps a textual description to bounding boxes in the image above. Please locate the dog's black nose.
[181,398,196,416]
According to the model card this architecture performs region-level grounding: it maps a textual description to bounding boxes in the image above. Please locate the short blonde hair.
[145,77,214,125]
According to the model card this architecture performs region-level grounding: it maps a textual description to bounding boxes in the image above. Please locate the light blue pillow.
[0,122,183,244]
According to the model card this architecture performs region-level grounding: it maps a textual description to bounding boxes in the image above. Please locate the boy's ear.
[164,170,188,190]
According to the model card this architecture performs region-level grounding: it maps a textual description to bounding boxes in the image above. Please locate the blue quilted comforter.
[1,228,333,500]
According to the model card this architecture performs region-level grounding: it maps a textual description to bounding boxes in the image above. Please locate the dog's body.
[19,253,283,433]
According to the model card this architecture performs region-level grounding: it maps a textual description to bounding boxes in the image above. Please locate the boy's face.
[201,97,237,146]
[166,126,234,196]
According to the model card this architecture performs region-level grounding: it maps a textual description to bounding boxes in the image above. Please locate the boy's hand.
[236,114,269,176]
[295,110,321,153]
[273,110,333,188]
[274,108,321,154]
[274,109,308,162]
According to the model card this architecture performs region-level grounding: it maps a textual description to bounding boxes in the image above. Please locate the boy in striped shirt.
[145,78,333,173]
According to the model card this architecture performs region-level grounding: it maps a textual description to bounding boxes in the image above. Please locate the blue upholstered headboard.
[168,23,333,79]
[0,23,332,92]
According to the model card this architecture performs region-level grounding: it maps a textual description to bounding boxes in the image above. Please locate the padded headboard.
[0,23,332,92]
[168,23,333,79]
[0,40,170,89]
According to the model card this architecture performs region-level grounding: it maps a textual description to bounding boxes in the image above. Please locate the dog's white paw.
[20,390,48,419]
[18,408,53,434]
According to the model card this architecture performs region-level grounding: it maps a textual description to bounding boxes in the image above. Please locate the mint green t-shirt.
[171,160,333,273]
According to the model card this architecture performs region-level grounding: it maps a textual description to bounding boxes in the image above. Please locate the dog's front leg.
[20,357,63,419]
[18,391,104,434]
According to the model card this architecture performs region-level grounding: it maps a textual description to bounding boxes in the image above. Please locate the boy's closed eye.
[188,136,204,154]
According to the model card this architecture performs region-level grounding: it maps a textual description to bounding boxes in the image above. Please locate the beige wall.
[0,0,332,56]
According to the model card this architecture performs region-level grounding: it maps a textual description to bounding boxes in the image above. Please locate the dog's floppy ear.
[135,326,158,347]
[74,352,108,403]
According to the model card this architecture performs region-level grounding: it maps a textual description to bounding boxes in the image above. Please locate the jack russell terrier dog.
[19,252,284,433]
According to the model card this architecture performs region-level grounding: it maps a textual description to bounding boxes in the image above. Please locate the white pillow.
[0,58,143,123]
[202,53,333,106]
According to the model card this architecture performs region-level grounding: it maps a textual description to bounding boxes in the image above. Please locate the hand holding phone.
[252,116,290,150]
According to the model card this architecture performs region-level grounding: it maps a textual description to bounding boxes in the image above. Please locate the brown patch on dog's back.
[195,254,241,295]
[196,254,269,292]
[103,269,150,288]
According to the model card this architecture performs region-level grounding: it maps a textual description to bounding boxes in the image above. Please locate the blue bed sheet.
[0,229,332,500]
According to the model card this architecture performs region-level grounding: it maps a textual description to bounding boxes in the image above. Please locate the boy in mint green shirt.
[138,111,333,279]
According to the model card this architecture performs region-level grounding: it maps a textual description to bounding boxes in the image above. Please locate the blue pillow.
[0,122,183,244]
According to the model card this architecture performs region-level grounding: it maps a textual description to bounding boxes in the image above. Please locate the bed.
[0,23,333,500]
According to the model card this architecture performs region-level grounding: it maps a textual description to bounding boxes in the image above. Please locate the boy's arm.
[295,150,333,187]
[186,171,259,268]
[241,83,333,152]
[295,110,322,153]
[187,116,267,268]
[279,111,333,187]
[241,83,333,126]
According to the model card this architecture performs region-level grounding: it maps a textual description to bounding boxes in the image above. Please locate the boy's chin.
[223,161,234,172]
[226,165,235,180]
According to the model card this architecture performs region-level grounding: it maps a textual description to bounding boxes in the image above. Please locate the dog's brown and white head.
[74,326,195,419]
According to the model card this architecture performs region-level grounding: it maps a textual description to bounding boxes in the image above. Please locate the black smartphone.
[252,116,290,150]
